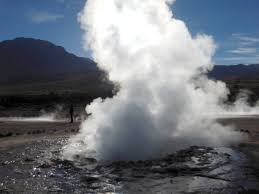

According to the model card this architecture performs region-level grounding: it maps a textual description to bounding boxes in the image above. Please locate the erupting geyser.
[63,0,243,160]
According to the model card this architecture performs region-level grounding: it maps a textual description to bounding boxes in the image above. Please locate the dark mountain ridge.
[0,37,113,96]
[0,37,98,84]
[0,37,258,116]
[209,64,259,80]
[0,37,258,95]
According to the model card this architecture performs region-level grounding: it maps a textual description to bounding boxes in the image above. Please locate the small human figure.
[69,104,74,123]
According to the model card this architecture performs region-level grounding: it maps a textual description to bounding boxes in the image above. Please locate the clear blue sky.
[0,0,259,65]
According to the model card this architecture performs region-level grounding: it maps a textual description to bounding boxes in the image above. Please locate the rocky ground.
[0,118,259,193]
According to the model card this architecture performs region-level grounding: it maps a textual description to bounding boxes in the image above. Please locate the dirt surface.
[218,117,259,180]
[0,120,79,138]
[0,118,259,193]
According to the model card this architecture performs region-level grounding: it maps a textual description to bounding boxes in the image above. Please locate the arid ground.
[0,117,259,193]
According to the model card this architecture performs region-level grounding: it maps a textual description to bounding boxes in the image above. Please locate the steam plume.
[63,0,243,160]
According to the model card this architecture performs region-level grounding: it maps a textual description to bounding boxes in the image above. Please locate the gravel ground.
[0,118,259,193]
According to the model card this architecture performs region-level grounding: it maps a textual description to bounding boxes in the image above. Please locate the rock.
[47,187,63,192]
[235,129,250,134]
[32,167,42,176]
[165,166,180,174]
[1,161,9,166]
[38,163,52,169]
[80,176,100,183]
[89,182,101,189]
[24,157,34,162]
[14,169,23,174]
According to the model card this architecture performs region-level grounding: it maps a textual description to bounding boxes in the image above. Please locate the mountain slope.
[0,37,98,83]
[0,37,259,96]
[0,37,112,95]
[209,64,259,80]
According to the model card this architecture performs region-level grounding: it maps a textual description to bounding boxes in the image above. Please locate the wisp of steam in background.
[0,105,66,122]
[63,0,246,160]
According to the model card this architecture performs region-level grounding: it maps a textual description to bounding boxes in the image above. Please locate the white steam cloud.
[63,0,244,160]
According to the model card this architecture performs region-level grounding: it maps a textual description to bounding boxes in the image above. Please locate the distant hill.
[209,64,259,104]
[0,37,258,96]
[0,38,113,95]
[0,37,98,82]
[209,64,259,80]
[2,37,259,116]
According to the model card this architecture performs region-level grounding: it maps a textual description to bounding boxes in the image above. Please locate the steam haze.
[63,0,244,160]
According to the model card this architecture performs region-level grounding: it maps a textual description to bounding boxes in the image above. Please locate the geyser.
[63,0,243,160]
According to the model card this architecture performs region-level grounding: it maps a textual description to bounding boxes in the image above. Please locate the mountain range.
[209,64,259,80]
[0,38,112,95]
[0,37,258,96]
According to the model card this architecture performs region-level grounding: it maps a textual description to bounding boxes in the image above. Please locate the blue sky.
[0,0,259,65]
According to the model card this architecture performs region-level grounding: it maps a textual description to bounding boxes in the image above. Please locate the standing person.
[69,104,74,123]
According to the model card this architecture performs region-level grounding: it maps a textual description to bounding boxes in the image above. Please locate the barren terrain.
[0,117,259,193]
